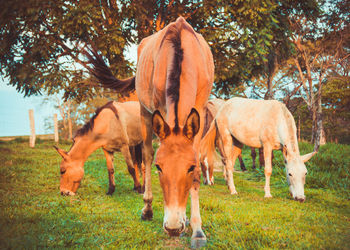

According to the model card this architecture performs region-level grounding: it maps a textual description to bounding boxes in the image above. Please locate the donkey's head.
[152,108,200,236]
[283,148,317,202]
[54,146,84,196]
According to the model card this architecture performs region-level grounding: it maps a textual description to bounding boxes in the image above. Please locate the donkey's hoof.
[191,230,207,248]
[134,186,143,194]
[141,209,153,221]
[106,187,115,195]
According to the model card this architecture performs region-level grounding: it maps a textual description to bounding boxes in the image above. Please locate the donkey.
[200,99,261,185]
[201,97,317,202]
[54,101,144,196]
[86,17,213,247]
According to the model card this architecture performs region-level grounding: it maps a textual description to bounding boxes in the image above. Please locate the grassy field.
[0,139,349,249]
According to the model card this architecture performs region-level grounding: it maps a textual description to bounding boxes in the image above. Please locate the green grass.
[0,140,349,249]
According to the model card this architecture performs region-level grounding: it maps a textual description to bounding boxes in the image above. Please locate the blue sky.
[0,44,138,137]
[0,79,57,136]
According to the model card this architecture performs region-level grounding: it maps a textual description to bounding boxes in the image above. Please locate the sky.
[0,44,138,137]
[0,80,57,136]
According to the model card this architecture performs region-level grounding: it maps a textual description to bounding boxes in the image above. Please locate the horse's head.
[54,146,84,196]
[284,150,317,202]
[152,108,200,236]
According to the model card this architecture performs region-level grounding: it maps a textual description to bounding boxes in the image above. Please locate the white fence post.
[54,113,59,143]
[29,109,36,148]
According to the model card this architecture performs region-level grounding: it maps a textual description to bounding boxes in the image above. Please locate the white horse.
[201,97,317,202]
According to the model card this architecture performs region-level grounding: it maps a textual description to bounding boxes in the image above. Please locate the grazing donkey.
[200,99,263,185]
[86,17,214,247]
[201,97,316,202]
[55,101,144,196]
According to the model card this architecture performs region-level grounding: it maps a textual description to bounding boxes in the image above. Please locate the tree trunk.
[67,101,73,140]
[312,95,323,151]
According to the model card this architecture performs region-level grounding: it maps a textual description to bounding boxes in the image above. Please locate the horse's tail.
[84,48,135,94]
[200,119,217,172]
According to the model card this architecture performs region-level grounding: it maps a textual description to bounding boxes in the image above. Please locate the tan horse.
[86,17,213,247]
[201,97,316,201]
[55,101,144,196]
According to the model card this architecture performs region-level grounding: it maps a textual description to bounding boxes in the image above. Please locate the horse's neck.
[69,136,98,162]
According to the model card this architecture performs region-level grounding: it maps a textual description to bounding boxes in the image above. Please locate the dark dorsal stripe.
[74,101,119,138]
[164,25,183,134]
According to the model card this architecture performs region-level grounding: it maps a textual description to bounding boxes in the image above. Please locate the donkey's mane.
[74,101,119,138]
[163,25,184,134]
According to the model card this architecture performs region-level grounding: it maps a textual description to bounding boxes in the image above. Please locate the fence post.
[29,109,36,148]
[54,113,59,143]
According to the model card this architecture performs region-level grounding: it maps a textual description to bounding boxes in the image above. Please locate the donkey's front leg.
[102,149,115,195]
[263,146,273,198]
[140,107,154,220]
[121,145,142,193]
[190,176,206,248]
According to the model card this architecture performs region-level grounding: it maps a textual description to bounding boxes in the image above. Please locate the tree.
[1,0,319,101]
[285,4,349,150]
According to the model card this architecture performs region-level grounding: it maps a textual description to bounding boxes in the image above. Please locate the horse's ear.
[53,146,69,160]
[282,145,288,163]
[300,151,317,163]
[152,110,170,140]
[183,108,200,141]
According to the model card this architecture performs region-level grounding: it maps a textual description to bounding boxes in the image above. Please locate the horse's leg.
[259,148,265,168]
[102,149,115,195]
[129,146,143,193]
[190,112,206,248]
[140,106,154,220]
[120,145,142,192]
[263,145,273,198]
[216,136,227,181]
[251,147,256,169]
[238,154,247,171]
[221,133,238,195]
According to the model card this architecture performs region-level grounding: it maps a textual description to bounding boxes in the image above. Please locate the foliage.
[0,140,349,248]
[0,0,320,101]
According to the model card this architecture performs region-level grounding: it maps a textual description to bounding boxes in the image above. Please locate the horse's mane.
[74,101,119,138]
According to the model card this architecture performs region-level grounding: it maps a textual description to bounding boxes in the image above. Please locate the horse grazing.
[54,101,144,196]
[200,99,261,185]
[201,97,316,201]
[86,17,213,247]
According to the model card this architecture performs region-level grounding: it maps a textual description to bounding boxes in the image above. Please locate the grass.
[0,140,349,249]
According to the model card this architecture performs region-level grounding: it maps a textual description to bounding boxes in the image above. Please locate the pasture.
[0,139,349,249]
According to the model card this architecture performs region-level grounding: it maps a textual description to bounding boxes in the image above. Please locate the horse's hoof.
[230,191,238,195]
[141,208,153,221]
[191,230,207,248]
[106,187,115,195]
[134,186,143,194]
[264,194,272,198]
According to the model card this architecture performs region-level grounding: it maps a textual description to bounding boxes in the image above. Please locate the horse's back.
[219,98,285,148]
[136,17,214,118]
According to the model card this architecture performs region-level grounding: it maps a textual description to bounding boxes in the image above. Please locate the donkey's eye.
[155,164,162,173]
[288,173,292,176]
[188,165,195,173]
[60,169,66,175]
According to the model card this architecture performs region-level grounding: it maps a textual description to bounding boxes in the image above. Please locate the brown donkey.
[86,17,214,247]
[55,101,144,196]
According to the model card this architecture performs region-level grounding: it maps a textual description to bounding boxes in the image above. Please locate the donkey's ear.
[300,151,317,163]
[183,108,200,141]
[53,146,69,160]
[152,110,170,140]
